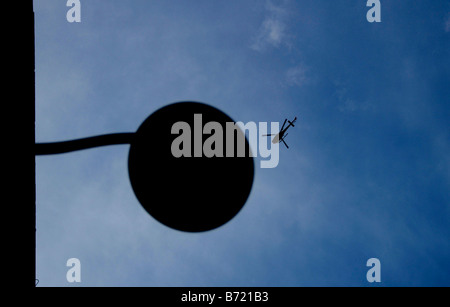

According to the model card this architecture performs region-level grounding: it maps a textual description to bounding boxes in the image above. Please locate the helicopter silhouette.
[263,117,297,149]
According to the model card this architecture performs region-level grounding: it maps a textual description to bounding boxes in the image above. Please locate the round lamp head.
[128,102,254,232]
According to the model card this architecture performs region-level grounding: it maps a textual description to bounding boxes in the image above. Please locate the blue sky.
[35,0,450,286]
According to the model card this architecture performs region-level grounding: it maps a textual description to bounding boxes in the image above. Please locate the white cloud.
[251,1,291,52]
[333,80,374,113]
[285,64,308,87]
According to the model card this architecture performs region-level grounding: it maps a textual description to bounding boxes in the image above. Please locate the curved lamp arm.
[35,133,134,155]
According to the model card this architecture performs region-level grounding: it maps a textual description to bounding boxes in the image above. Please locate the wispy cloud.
[334,80,374,113]
[251,1,292,52]
[285,64,308,87]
